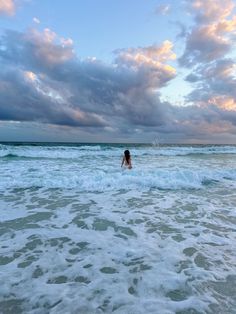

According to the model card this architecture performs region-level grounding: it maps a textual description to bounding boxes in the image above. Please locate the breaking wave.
[0,144,236,159]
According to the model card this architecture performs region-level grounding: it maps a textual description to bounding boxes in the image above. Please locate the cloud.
[155,4,170,16]
[0,0,15,16]
[192,0,235,23]
[178,0,236,135]
[208,96,236,111]
[180,25,232,65]
[0,28,178,132]
[33,17,40,24]
[0,28,75,69]
[114,41,176,89]
[0,69,106,127]
[180,0,236,66]
[1,26,236,142]
[115,41,176,66]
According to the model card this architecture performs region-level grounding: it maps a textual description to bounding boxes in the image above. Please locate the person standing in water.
[121,150,132,169]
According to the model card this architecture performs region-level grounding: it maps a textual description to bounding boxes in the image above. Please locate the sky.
[0,0,236,143]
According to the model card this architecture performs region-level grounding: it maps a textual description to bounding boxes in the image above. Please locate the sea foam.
[1,143,236,313]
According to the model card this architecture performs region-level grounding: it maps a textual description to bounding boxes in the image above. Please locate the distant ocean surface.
[0,142,236,313]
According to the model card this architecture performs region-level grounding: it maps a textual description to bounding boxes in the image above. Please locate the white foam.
[1,163,236,191]
[0,189,235,313]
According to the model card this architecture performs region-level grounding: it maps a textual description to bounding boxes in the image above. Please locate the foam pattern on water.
[0,188,236,313]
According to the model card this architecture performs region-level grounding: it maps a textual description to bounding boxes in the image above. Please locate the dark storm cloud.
[0,69,106,127]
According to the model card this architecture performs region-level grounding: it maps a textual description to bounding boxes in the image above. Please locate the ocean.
[0,142,236,314]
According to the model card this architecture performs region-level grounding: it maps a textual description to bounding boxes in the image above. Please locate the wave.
[2,153,19,158]
[1,145,236,159]
[78,145,102,150]
[152,146,236,156]
[1,168,236,191]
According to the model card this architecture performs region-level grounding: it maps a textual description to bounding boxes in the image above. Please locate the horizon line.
[0,141,235,145]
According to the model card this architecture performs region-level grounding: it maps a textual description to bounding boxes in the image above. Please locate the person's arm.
[121,156,124,167]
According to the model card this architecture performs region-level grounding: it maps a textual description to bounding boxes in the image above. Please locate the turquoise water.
[0,143,236,313]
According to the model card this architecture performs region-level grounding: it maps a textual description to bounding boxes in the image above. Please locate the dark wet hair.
[124,150,130,164]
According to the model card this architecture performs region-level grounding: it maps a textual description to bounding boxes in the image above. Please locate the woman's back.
[121,150,132,169]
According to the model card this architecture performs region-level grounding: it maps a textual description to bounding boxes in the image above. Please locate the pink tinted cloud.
[0,0,15,16]
[181,0,236,65]
[24,28,75,65]
[192,0,235,23]
[115,41,176,89]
